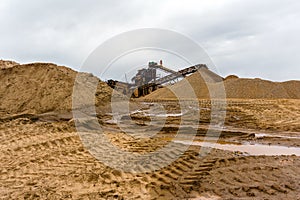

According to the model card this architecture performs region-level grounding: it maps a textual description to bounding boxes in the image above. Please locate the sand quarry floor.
[0,99,300,199]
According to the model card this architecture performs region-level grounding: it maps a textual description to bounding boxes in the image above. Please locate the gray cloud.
[167,0,300,81]
[0,0,299,81]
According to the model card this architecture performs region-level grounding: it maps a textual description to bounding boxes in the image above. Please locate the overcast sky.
[1,0,300,81]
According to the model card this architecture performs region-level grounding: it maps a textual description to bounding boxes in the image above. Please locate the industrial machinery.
[107,60,207,98]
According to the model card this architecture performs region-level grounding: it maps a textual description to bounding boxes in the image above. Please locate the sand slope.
[145,70,300,99]
[0,62,114,117]
[224,78,300,99]
[0,60,19,69]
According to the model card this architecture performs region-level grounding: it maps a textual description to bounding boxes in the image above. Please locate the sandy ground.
[0,99,300,199]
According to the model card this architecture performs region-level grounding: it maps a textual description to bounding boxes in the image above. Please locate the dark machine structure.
[107,60,207,98]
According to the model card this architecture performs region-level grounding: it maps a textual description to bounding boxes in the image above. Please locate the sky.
[0,0,300,81]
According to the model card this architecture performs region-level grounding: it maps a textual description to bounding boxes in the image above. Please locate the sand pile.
[145,69,300,99]
[0,62,114,116]
[224,74,239,80]
[145,67,223,99]
[223,78,296,99]
[0,59,19,69]
[281,81,300,99]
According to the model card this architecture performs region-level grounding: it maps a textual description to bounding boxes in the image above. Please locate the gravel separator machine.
[107,60,207,98]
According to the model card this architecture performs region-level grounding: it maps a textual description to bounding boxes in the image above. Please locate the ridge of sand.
[0,59,19,69]
[145,70,300,99]
[0,62,115,117]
